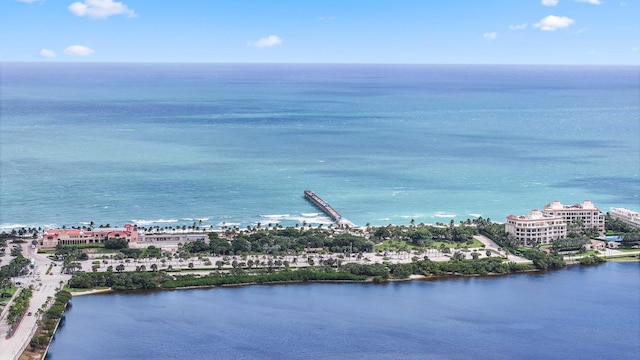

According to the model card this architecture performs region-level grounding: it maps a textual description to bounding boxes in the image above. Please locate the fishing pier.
[304,190,354,227]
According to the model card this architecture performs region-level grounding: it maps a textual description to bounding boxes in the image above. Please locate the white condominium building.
[542,200,605,235]
[506,210,567,246]
[610,208,640,228]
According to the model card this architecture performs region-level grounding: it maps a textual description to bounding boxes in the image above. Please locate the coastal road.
[474,235,531,263]
[0,243,70,360]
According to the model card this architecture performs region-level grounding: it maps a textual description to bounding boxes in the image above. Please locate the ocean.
[1,63,638,230]
[46,262,640,360]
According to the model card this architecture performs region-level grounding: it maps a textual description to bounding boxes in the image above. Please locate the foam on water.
[131,219,179,226]
[259,214,290,220]
[217,222,241,227]
[433,212,457,218]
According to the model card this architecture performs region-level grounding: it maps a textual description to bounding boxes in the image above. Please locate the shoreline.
[66,267,549,295]
[70,288,114,296]
[64,256,639,296]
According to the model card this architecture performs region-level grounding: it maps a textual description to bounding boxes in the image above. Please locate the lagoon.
[47,262,640,359]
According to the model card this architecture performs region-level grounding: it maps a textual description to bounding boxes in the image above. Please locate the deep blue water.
[1,63,638,230]
[47,262,640,360]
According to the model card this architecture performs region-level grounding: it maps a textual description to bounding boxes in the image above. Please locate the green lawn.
[431,239,484,248]
[616,248,640,253]
[0,286,18,306]
[40,246,117,255]
[564,250,597,257]
[605,254,640,260]
[374,239,413,251]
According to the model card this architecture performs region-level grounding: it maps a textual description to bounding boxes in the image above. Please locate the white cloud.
[575,0,602,4]
[39,49,56,58]
[68,0,136,19]
[534,15,575,31]
[542,0,559,6]
[509,23,527,30]
[249,35,282,48]
[483,32,497,40]
[63,45,94,56]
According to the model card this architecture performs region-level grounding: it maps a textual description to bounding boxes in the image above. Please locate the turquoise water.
[47,262,640,359]
[1,63,638,229]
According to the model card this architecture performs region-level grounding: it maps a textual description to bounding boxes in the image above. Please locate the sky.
[1,0,638,64]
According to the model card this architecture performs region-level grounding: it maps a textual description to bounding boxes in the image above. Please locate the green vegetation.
[606,254,640,261]
[68,271,165,290]
[605,213,639,248]
[29,290,72,353]
[7,287,32,325]
[0,285,18,306]
[519,248,565,270]
[54,243,88,273]
[162,268,367,288]
[620,229,640,248]
[551,237,591,252]
[605,213,633,233]
[0,232,10,247]
[475,218,520,250]
[371,222,477,248]
[172,222,482,259]
[374,239,413,251]
[104,237,129,250]
[615,248,640,253]
[578,255,606,266]
[67,249,559,291]
[1,249,29,279]
[1,248,29,298]
[2,227,39,239]
[219,230,374,255]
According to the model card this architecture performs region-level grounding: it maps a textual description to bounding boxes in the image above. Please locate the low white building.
[610,208,640,228]
[506,210,567,246]
[138,233,207,243]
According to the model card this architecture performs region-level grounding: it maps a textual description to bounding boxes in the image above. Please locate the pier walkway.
[304,190,353,227]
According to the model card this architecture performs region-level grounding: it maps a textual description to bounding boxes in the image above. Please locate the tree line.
[67,249,566,291]
[29,290,72,352]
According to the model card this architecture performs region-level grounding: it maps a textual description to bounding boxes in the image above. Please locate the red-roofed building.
[41,224,138,248]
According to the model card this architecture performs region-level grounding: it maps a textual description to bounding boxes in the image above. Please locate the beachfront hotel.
[505,210,567,246]
[542,200,605,235]
[610,208,640,228]
[41,225,139,247]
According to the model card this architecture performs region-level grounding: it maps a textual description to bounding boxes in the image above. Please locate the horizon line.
[2,61,638,67]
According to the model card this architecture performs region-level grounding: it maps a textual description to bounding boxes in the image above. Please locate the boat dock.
[304,190,353,226]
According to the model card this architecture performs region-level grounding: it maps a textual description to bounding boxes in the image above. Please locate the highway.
[0,243,70,360]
